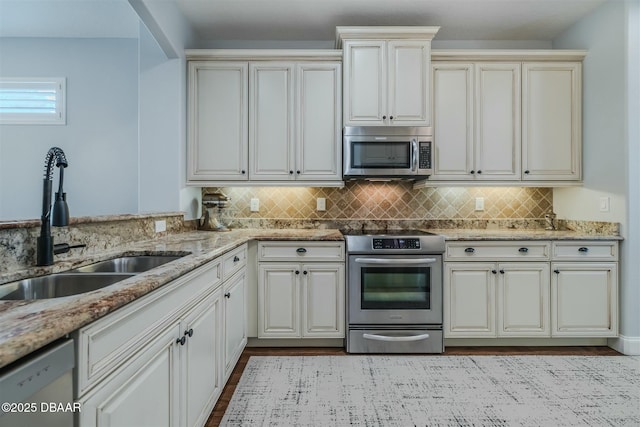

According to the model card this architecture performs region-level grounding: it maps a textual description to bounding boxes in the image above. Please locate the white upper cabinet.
[431,62,520,181]
[187,61,249,181]
[337,27,439,127]
[186,50,343,186]
[474,63,521,180]
[249,62,295,180]
[522,62,582,181]
[296,63,342,181]
[421,50,586,187]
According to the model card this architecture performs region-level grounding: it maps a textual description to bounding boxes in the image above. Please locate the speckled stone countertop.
[427,228,623,241]
[0,226,620,368]
[0,229,343,369]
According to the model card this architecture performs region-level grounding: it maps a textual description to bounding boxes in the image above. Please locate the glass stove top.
[342,229,436,237]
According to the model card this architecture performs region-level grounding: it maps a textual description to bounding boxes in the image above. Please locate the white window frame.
[0,77,66,125]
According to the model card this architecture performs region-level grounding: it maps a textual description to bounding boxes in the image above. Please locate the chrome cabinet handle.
[354,257,437,265]
[363,333,430,342]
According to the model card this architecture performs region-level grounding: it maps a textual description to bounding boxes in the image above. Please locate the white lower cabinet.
[551,262,618,337]
[445,261,549,338]
[79,288,222,427]
[77,245,248,427]
[223,270,247,380]
[444,240,618,340]
[257,241,345,339]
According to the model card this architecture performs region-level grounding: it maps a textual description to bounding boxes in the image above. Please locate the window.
[0,78,66,125]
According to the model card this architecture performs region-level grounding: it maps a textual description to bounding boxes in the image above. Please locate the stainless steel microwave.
[343,126,433,179]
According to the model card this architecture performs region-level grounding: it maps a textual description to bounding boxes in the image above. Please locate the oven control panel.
[373,238,421,250]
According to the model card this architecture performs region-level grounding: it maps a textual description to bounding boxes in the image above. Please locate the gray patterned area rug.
[221,355,640,426]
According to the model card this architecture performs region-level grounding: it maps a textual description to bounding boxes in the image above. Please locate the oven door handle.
[362,333,430,342]
[353,257,438,265]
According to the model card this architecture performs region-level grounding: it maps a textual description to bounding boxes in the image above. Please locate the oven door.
[348,254,443,325]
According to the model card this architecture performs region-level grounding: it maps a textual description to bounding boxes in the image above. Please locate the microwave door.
[347,140,413,176]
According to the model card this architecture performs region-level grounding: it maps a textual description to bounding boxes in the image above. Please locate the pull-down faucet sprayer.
[37,147,70,266]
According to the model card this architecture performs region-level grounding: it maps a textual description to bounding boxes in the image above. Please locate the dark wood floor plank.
[204,345,621,427]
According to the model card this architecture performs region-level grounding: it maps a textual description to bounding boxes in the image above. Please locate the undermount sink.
[69,255,184,273]
[0,255,186,301]
[0,273,135,300]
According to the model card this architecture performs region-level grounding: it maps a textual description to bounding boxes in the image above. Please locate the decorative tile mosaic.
[204,183,554,223]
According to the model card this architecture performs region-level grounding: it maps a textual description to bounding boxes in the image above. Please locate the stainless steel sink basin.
[69,255,183,273]
[0,273,135,300]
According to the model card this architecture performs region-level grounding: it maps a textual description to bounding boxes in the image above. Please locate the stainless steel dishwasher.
[0,339,75,427]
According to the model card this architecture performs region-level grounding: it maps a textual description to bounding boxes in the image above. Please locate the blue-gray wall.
[0,37,139,220]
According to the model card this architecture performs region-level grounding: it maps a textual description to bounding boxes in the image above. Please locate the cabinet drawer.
[258,241,345,262]
[551,241,618,261]
[446,241,550,261]
[223,244,247,280]
[76,260,221,395]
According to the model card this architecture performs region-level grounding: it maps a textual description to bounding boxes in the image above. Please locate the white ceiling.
[0,0,608,43]
[175,0,609,43]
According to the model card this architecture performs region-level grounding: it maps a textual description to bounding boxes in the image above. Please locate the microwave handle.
[411,138,418,172]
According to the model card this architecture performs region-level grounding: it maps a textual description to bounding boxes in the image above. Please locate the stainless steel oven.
[345,230,445,353]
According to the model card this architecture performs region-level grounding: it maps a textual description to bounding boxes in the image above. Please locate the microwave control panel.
[419,142,432,169]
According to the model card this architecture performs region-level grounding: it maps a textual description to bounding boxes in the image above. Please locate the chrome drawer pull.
[362,333,430,342]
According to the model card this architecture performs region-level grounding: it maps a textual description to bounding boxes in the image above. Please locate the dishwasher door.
[0,339,75,427]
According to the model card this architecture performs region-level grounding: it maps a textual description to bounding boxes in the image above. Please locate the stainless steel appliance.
[0,339,75,427]
[345,230,445,353]
[343,126,433,180]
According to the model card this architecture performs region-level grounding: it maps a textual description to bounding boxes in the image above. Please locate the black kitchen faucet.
[36,147,84,266]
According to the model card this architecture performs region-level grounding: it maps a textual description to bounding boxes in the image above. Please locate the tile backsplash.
[204,183,553,223]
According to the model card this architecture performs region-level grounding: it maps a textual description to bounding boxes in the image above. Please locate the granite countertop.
[429,228,623,241]
[0,226,620,369]
[0,228,343,369]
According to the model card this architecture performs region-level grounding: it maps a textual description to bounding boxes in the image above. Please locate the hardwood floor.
[205,345,621,426]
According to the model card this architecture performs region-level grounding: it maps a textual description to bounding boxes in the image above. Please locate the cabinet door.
[224,271,247,380]
[431,62,474,180]
[343,40,386,125]
[474,63,521,180]
[551,262,618,337]
[302,263,345,338]
[249,62,295,180]
[497,263,550,337]
[387,40,431,126]
[187,61,248,181]
[522,62,582,181]
[79,324,180,427]
[181,289,223,427]
[444,263,496,337]
[258,263,300,337]
[296,62,342,181]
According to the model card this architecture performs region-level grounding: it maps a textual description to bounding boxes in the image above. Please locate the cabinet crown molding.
[186,49,342,61]
[335,26,440,48]
[431,49,587,62]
